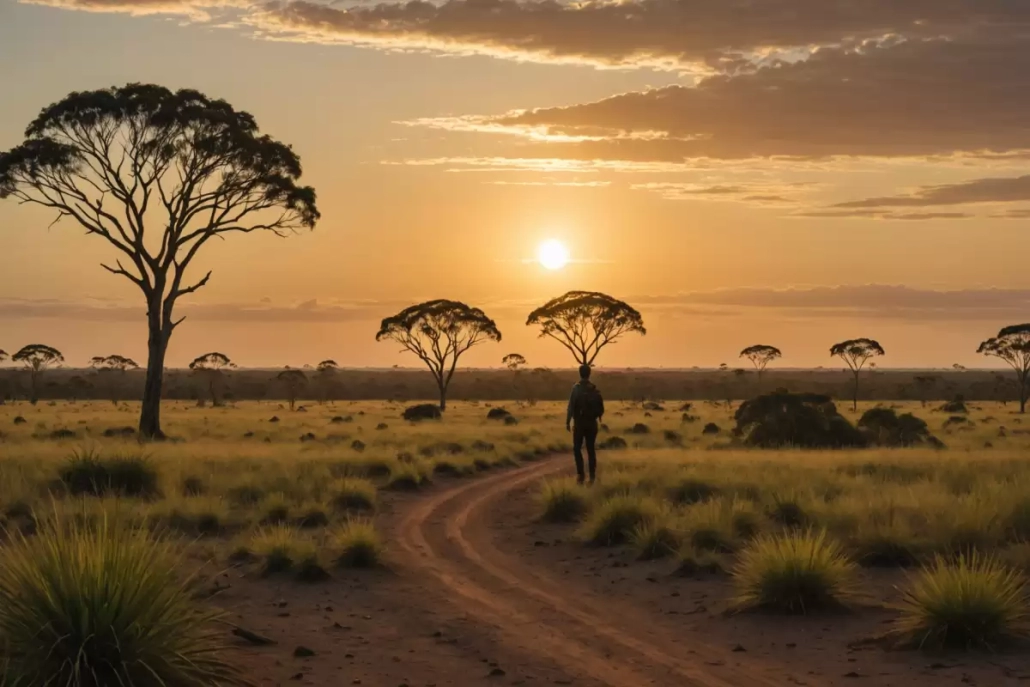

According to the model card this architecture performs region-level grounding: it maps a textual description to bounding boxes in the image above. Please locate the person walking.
[566,364,605,484]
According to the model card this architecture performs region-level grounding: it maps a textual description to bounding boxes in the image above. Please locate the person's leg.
[572,425,586,483]
[585,426,598,483]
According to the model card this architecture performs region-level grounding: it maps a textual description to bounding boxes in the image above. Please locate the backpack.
[574,382,604,424]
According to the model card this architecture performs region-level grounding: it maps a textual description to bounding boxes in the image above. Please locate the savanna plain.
[2,395,1030,686]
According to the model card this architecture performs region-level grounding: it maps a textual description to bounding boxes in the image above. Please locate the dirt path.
[394,456,793,687]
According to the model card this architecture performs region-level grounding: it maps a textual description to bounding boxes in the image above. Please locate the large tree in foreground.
[376,300,501,410]
[13,344,64,404]
[526,291,645,366]
[0,84,319,438]
[978,324,1030,413]
[89,354,139,404]
[830,338,884,411]
[739,345,781,388]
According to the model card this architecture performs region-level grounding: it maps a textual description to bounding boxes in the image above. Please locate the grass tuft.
[578,495,660,546]
[538,478,590,523]
[890,552,1030,650]
[331,520,383,568]
[0,516,244,686]
[732,530,858,614]
[58,449,160,498]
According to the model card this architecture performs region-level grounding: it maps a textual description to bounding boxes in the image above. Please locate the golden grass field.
[2,396,1030,683]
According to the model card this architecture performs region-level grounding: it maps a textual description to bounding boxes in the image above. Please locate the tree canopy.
[316,360,339,374]
[526,291,645,365]
[739,345,781,378]
[830,339,885,371]
[90,354,139,372]
[0,83,319,437]
[277,368,307,410]
[376,299,501,410]
[978,324,1030,412]
[502,353,527,371]
[13,344,64,371]
[189,352,235,373]
[0,350,7,362]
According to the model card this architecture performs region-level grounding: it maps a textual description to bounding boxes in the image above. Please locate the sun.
[537,239,570,270]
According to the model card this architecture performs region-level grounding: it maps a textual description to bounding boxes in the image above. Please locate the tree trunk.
[139,312,168,440]
[438,384,447,411]
[29,370,39,405]
[852,371,860,412]
[1021,373,1028,414]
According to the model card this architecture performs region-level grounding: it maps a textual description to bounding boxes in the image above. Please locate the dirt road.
[393,456,791,687]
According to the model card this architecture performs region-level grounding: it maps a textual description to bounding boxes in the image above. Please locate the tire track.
[395,456,800,687]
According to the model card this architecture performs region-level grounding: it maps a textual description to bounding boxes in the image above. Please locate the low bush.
[538,478,590,523]
[578,495,660,546]
[331,520,382,568]
[330,478,377,512]
[0,517,243,685]
[732,530,858,614]
[59,450,160,498]
[891,553,1030,650]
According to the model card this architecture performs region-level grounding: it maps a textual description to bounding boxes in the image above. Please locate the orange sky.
[1,1,1029,369]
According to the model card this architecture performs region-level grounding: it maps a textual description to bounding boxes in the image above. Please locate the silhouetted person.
[566,364,605,484]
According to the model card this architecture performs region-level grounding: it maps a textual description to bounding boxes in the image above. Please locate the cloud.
[632,181,814,206]
[632,285,1030,321]
[834,175,1030,209]
[421,34,1030,161]
[245,0,1026,73]
[24,0,244,20]
[0,297,409,323]
[793,210,973,221]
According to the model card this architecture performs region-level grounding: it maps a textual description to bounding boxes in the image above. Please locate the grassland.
[1,396,1029,682]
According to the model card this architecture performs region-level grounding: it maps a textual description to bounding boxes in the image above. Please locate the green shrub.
[260,493,290,525]
[330,478,377,512]
[250,525,310,574]
[0,517,243,686]
[58,450,159,498]
[331,520,382,568]
[631,517,681,560]
[666,478,718,505]
[891,553,1030,650]
[732,530,858,614]
[385,463,428,491]
[538,479,589,523]
[578,495,660,546]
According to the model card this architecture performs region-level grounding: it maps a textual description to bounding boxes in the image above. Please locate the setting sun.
[537,239,570,270]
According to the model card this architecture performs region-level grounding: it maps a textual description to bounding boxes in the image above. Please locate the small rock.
[488,668,506,677]
[732,644,746,652]
[293,646,316,658]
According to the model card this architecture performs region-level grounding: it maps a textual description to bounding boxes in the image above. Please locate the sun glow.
[537,239,570,270]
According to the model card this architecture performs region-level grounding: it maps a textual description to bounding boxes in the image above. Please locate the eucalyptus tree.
[829,339,885,411]
[89,354,139,404]
[978,324,1030,413]
[12,344,64,404]
[376,300,501,410]
[188,352,235,406]
[0,83,319,437]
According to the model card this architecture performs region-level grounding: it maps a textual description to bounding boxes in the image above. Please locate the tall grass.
[732,530,859,614]
[0,516,244,686]
[891,552,1030,650]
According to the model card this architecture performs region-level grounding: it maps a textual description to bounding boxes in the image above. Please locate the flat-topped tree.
[526,291,645,366]
[89,354,139,404]
[739,345,781,387]
[0,350,7,362]
[376,300,501,411]
[277,368,307,411]
[13,344,64,404]
[188,352,235,407]
[978,324,1030,413]
[830,338,884,411]
[0,83,319,439]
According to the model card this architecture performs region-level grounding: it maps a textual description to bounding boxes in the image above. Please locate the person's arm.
[598,394,605,421]
[566,386,578,429]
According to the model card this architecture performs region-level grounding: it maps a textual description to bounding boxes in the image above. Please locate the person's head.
[578,364,592,380]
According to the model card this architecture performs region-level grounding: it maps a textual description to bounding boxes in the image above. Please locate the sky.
[1,0,1029,370]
